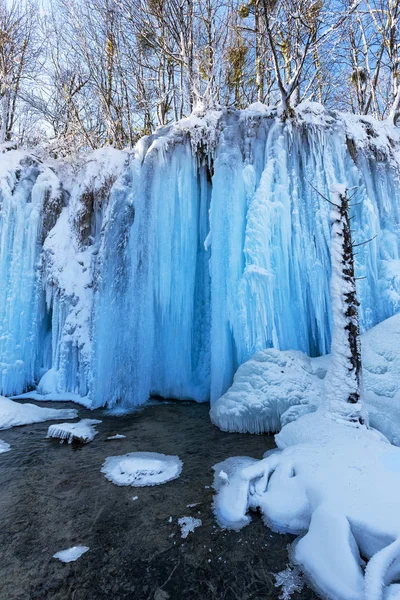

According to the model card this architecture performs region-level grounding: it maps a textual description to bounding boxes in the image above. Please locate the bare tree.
[0,0,38,143]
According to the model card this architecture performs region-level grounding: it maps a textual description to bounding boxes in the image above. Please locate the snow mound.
[101,452,183,487]
[178,516,202,539]
[213,411,400,600]
[47,419,101,443]
[53,546,89,563]
[211,313,400,444]
[0,439,10,453]
[0,396,77,430]
[210,349,325,434]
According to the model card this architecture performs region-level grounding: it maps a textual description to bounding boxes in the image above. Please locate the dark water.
[0,400,318,600]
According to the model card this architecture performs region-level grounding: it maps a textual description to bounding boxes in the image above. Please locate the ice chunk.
[0,439,10,453]
[106,434,126,440]
[275,567,304,599]
[53,546,89,563]
[0,396,77,431]
[178,517,202,539]
[47,419,101,444]
[101,452,182,486]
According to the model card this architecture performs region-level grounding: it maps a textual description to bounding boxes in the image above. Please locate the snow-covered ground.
[213,410,400,600]
[211,312,400,445]
[0,396,77,430]
[47,419,101,443]
[101,452,183,487]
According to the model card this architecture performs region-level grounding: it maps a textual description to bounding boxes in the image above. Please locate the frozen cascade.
[0,151,63,396]
[0,105,400,408]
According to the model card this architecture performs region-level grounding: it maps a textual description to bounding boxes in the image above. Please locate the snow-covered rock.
[0,395,77,430]
[101,452,183,487]
[213,410,400,600]
[210,313,400,445]
[47,418,101,443]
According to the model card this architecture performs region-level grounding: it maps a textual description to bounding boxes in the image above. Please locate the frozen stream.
[0,400,318,600]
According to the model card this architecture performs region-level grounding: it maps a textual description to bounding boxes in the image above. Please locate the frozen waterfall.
[1,104,400,408]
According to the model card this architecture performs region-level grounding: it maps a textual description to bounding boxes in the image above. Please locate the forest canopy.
[1,0,400,152]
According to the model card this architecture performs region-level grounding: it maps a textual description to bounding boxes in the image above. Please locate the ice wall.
[1,104,400,407]
[0,151,63,395]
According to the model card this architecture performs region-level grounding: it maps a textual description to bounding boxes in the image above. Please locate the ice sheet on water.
[101,452,183,487]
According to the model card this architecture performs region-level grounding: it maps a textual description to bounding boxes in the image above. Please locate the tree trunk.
[325,185,365,426]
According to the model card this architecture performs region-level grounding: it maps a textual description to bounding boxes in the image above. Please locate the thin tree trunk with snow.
[325,185,365,426]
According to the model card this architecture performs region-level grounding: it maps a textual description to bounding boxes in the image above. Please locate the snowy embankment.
[213,410,400,600]
[210,312,400,445]
[0,395,77,430]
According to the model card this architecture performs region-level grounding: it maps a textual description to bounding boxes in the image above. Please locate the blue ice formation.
[1,105,400,408]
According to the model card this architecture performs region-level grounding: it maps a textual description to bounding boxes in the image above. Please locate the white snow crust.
[53,546,89,563]
[47,418,101,443]
[178,516,202,539]
[0,395,77,430]
[213,410,400,600]
[211,313,400,444]
[101,452,183,487]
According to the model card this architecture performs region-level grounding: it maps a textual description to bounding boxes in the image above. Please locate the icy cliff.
[1,103,400,408]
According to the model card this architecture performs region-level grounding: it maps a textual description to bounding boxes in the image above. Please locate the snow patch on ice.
[178,516,202,539]
[53,546,89,563]
[47,418,101,443]
[101,452,183,487]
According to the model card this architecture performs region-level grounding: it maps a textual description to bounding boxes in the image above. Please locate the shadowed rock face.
[0,400,318,600]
